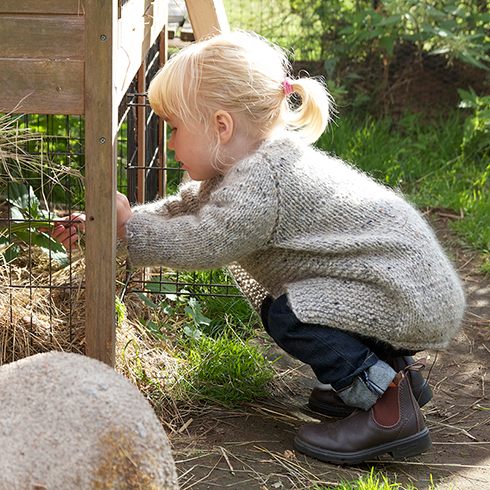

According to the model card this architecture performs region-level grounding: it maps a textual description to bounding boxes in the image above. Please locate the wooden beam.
[0,0,85,15]
[84,0,117,366]
[184,0,229,40]
[0,59,84,115]
[115,0,168,105]
[0,14,85,60]
[137,62,147,204]
[158,28,168,199]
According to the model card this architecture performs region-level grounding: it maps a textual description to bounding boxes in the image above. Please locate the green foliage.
[179,331,274,408]
[13,114,86,208]
[458,87,490,154]
[321,108,490,254]
[139,269,258,338]
[0,181,68,266]
[134,280,271,408]
[225,0,490,112]
[202,294,259,337]
[288,0,490,68]
[320,111,465,191]
[0,113,86,268]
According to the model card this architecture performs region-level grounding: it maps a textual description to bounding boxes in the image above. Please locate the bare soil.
[170,213,490,490]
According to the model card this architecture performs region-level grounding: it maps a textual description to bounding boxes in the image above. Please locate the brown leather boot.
[308,356,433,417]
[295,363,432,464]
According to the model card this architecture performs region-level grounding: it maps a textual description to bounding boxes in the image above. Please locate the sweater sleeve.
[131,180,202,218]
[125,162,278,270]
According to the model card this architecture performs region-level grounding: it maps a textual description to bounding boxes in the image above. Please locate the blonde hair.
[148,31,332,144]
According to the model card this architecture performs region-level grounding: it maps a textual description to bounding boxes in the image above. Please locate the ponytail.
[283,77,334,144]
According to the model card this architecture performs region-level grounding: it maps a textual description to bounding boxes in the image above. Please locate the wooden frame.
[83,0,118,365]
[185,0,229,40]
[0,0,228,366]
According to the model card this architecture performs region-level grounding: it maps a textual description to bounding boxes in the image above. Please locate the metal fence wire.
[0,34,241,365]
[2,2,489,364]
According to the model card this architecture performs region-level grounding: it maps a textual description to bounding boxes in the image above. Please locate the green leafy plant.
[2,113,86,209]
[131,278,271,407]
[139,269,258,338]
[137,280,209,338]
[0,182,68,266]
[288,0,490,67]
[458,87,490,154]
[0,112,86,265]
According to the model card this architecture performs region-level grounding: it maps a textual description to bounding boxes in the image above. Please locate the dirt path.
[170,215,490,490]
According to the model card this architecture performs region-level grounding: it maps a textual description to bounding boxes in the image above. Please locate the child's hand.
[39,192,132,247]
[116,191,133,243]
[39,214,86,250]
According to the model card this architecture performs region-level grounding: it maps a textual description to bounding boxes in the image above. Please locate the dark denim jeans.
[261,294,416,410]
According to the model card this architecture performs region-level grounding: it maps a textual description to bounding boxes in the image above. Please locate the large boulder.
[0,351,178,489]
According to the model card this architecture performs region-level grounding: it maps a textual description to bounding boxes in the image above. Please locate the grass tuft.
[177,329,274,408]
[312,469,420,489]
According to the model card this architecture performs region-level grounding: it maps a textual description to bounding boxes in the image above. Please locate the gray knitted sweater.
[126,133,465,351]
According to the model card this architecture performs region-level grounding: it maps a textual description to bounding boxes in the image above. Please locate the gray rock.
[0,351,178,489]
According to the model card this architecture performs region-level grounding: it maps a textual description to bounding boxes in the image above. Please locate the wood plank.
[0,15,85,60]
[137,62,146,204]
[0,59,84,115]
[0,0,85,15]
[84,0,117,366]
[185,0,229,40]
[158,28,168,198]
[115,0,167,104]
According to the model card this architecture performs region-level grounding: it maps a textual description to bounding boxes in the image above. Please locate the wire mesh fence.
[0,112,87,364]
[0,33,241,365]
[2,1,489,365]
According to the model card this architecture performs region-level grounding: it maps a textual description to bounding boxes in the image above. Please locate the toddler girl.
[54,30,465,465]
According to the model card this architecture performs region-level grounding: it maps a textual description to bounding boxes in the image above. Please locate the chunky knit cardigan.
[125,133,465,351]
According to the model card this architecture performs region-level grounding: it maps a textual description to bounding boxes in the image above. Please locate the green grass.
[319,109,490,256]
[311,468,438,489]
[177,329,274,408]
[127,269,270,409]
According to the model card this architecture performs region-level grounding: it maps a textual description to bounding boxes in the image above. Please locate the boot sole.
[294,427,432,465]
[308,381,434,418]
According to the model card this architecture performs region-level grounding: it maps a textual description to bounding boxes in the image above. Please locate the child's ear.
[213,111,234,145]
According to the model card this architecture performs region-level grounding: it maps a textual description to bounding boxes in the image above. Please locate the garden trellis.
[0,0,229,367]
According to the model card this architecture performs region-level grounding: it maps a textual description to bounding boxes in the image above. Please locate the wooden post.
[184,0,229,40]
[137,61,147,204]
[84,0,117,366]
[158,28,168,198]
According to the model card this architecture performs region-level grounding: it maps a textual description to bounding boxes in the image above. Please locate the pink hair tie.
[283,77,294,96]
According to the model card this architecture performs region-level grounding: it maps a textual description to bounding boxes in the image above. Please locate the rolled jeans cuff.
[337,360,396,411]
